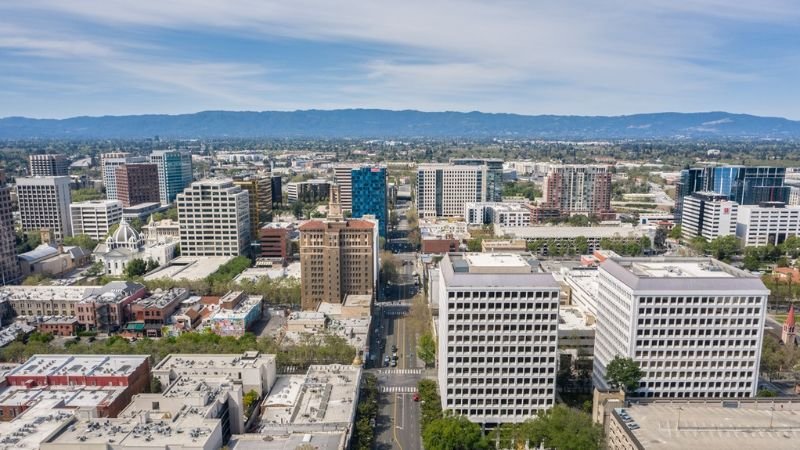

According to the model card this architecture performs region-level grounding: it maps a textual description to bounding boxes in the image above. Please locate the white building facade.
[437,253,560,425]
[16,176,73,240]
[418,164,490,218]
[736,203,800,247]
[593,257,768,399]
[177,179,250,256]
[70,199,123,240]
[464,202,531,227]
[681,192,738,241]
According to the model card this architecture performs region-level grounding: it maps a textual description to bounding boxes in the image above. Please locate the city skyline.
[1,1,799,119]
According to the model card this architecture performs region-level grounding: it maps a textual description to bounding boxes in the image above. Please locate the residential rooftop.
[134,288,188,309]
[0,286,94,303]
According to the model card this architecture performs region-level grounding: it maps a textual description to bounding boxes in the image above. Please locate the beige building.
[299,189,376,311]
[177,179,250,256]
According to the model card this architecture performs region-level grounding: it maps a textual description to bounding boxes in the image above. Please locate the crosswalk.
[377,369,423,375]
[380,386,417,393]
[384,310,407,317]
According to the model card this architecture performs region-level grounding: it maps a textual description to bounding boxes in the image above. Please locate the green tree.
[668,224,682,240]
[467,238,483,252]
[381,251,400,283]
[124,259,148,278]
[605,355,643,392]
[243,389,259,411]
[574,236,589,255]
[567,215,591,227]
[523,405,603,450]
[654,227,667,249]
[22,274,50,285]
[707,235,740,261]
[417,333,436,367]
[423,412,489,450]
[150,377,162,393]
[86,260,105,277]
[145,258,160,273]
[689,236,708,255]
[71,187,103,202]
[743,253,761,271]
[63,234,98,251]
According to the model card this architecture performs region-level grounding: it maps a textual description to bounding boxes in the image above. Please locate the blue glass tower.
[351,166,388,239]
[710,166,789,205]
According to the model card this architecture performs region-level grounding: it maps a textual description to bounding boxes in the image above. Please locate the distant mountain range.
[1,109,799,139]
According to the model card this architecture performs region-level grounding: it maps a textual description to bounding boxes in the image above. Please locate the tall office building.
[0,171,20,285]
[115,163,160,207]
[351,166,388,239]
[437,253,559,425]
[271,176,283,206]
[680,192,738,241]
[70,200,123,241]
[333,165,355,211]
[299,189,376,311]
[16,176,73,240]
[233,174,273,243]
[417,164,491,218]
[674,167,708,222]
[451,158,504,202]
[29,154,68,176]
[176,179,250,257]
[710,166,789,205]
[101,152,148,201]
[150,150,193,205]
[541,164,612,218]
[676,165,789,222]
[593,257,768,398]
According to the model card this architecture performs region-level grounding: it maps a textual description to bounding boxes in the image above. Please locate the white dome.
[111,218,142,248]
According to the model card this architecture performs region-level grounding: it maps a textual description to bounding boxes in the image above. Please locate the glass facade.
[711,166,789,205]
[351,166,388,238]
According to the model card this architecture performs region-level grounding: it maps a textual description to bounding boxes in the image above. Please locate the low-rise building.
[606,399,800,450]
[35,316,81,336]
[498,224,650,256]
[464,202,531,227]
[480,239,528,253]
[17,243,90,278]
[202,291,263,337]
[0,384,129,422]
[257,364,361,447]
[126,288,190,337]
[0,322,35,348]
[259,223,291,262]
[76,281,147,333]
[153,352,276,396]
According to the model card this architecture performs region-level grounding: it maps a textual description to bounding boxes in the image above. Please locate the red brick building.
[422,238,460,254]
[37,316,81,336]
[115,163,159,207]
[260,226,291,261]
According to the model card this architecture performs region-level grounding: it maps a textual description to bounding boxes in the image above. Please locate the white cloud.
[0,1,797,117]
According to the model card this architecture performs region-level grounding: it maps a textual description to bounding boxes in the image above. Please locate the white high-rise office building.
[70,200,123,240]
[681,192,738,241]
[437,253,560,425]
[101,152,147,201]
[29,154,68,176]
[333,165,354,212]
[176,179,250,257]
[417,164,490,218]
[736,202,800,247]
[593,257,768,399]
[16,176,73,240]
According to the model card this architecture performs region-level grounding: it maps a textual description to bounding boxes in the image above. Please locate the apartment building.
[680,192,738,241]
[417,164,491,218]
[593,257,768,398]
[351,166,388,238]
[286,179,331,203]
[115,163,160,207]
[70,199,123,240]
[29,154,68,176]
[333,165,355,211]
[464,202,531,227]
[16,176,73,240]
[437,253,560,425]
[176,179,250,257]
[540,164,612,219]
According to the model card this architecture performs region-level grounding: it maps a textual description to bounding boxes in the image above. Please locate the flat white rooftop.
[464,253,531,272]
[155,352,274,371]
[618,400,800,449]
[628,261,736,279]
[8,355,147,378]
[0,399,75,450]
[144,256,234,281]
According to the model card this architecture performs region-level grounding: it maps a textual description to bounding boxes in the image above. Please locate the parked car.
[412,392,420,401]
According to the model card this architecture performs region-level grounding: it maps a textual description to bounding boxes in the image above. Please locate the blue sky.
[1,0,799,119]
